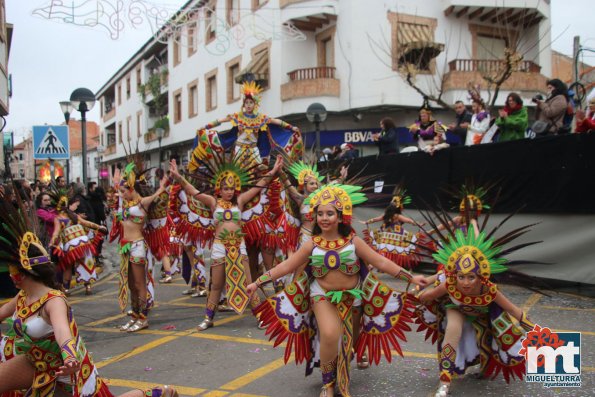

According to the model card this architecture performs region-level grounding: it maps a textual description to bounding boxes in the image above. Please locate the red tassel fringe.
[253,300,311,365]
[355,292,418,365]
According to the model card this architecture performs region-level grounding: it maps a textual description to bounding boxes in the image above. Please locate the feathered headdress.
[287,160,323,191]
[0,189,52,276]
[467,83,485,108]
[46,183,72,212]
[304,184,367,225]
[120,143,152,193]
[242,81,262,106]
[188,149,261,195]
[390,184,412,211]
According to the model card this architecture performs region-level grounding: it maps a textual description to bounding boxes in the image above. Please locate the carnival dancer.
[414,208,539,397]
[169,173,213,296]
[246,184,428,397]
[169,153,283,331]
[116,163,168,332]
[362,185,428,269]
[48,187,106,296]
[197,81,301,166]
[0,191,178,397]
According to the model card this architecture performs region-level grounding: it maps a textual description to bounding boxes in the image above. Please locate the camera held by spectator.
[531,94,544,103]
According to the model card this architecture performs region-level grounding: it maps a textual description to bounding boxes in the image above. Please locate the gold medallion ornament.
[305,184,367,225]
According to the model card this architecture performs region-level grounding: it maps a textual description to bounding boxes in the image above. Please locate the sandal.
[127,318,149,333]
[85,284,92,295]
[120,318,137,331]
[434,383,450,397]
[357,353,369,369]
[197,318,214,331]
[319,384,334,397]
[145,385,178,397]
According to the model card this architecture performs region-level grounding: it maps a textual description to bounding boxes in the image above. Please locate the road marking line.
[214,314,247,327]
[200,392,229,397]
[584,366,595,372]
[104,378,205,396]
[219,357,287,391]
[167,296,194,304]
[163,301,206,308]
[227,394,270,397]
[95,329,194,368]
[85,312,128,327]
[80,326,177,336]
[538,305,595,312]
[521,293,542,314]
[187,333,276,346]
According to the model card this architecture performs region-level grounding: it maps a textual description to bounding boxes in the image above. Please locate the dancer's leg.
[128,260,149,332]
[0,355,35,393]
[312,299,342,397]
[435,308,465,396]
[197,262,225,331]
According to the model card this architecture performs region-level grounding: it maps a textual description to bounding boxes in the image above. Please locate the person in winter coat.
[534,79,568,135]
[495,93,529,142]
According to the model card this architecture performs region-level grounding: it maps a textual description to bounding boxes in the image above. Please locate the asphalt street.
[1,213,594,397]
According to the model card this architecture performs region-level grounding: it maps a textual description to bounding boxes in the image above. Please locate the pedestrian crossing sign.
[33,125,70,159]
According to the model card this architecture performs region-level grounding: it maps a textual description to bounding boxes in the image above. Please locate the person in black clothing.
[88,182,107,261]
[72,183,96,223]
[448,100,472,145]
[373,117,399,155]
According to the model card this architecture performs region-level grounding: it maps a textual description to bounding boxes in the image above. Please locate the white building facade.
[98,0,552,169]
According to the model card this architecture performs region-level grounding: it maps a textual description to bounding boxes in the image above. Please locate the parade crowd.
[0,81,562,397]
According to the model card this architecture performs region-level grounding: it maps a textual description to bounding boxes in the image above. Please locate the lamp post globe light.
[70,88,96,186]
[59,101,75,184]
[306,103,327,159]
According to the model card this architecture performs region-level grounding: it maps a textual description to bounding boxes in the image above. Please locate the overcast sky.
[5,0,593,143]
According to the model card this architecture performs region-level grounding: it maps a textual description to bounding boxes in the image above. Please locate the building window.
[316,26,336,68]
[126,76,131,99]
[100,98,104,117]
[387,12,441,73]
[249,42,270,90]
[137,111,142,137]
[226,56,241,103]
[136,66,142,91]
[117,84,122,105]
[205,69,218,112]
[188,80,198,118]
[173,32,181,66]
[252,0,268,11]
[173,89,183,123]
[126,117,131,141]
[227,0,240,26]
[205,4,216,43]
[118,122,123,143]
[187,22,197,56]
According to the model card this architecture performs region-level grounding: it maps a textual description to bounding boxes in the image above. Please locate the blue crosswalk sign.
[33,126,70,160]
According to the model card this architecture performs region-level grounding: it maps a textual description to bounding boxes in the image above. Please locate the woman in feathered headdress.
[197,81,302,166]
[414,210,540,397]
[409,99,448,147]
[0,189,178,397]
[465,84,491,145]
[246,184,428,397]
[362,184,428,269]
[169,151,283,331]
[47,185,107,295]
[115,162,168,333]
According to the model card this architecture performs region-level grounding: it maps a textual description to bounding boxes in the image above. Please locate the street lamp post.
[306,103,327,160]
[70,88,96,186]
[156,127,164,171]
[59,101,74,184]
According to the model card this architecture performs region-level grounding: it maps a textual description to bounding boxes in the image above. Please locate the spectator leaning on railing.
[575,97,595,133]
[448,100,472,145]
[373,117,399,155]
[466,97,490,145]
[533,78,569,135]
[495,92,528,142]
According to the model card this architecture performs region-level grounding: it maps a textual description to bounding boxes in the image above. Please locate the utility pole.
[573,36,580,86]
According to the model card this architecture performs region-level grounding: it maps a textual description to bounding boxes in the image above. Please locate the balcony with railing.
[443,58,547,92]
[281,66,340,101]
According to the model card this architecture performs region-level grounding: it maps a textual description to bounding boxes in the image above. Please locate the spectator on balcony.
[373,117,399,155]
[448,100,472,145]
[422,133,450,156]
[495,93,528,142]
[575,97,595,133]
[409,104,446,148]
[534,78,569,135]
[465,98,491,145]
[337,143,359,160]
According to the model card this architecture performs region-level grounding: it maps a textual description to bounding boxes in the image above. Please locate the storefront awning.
[397,23,444,66]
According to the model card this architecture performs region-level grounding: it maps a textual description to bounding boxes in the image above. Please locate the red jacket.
[576,112,595,133]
